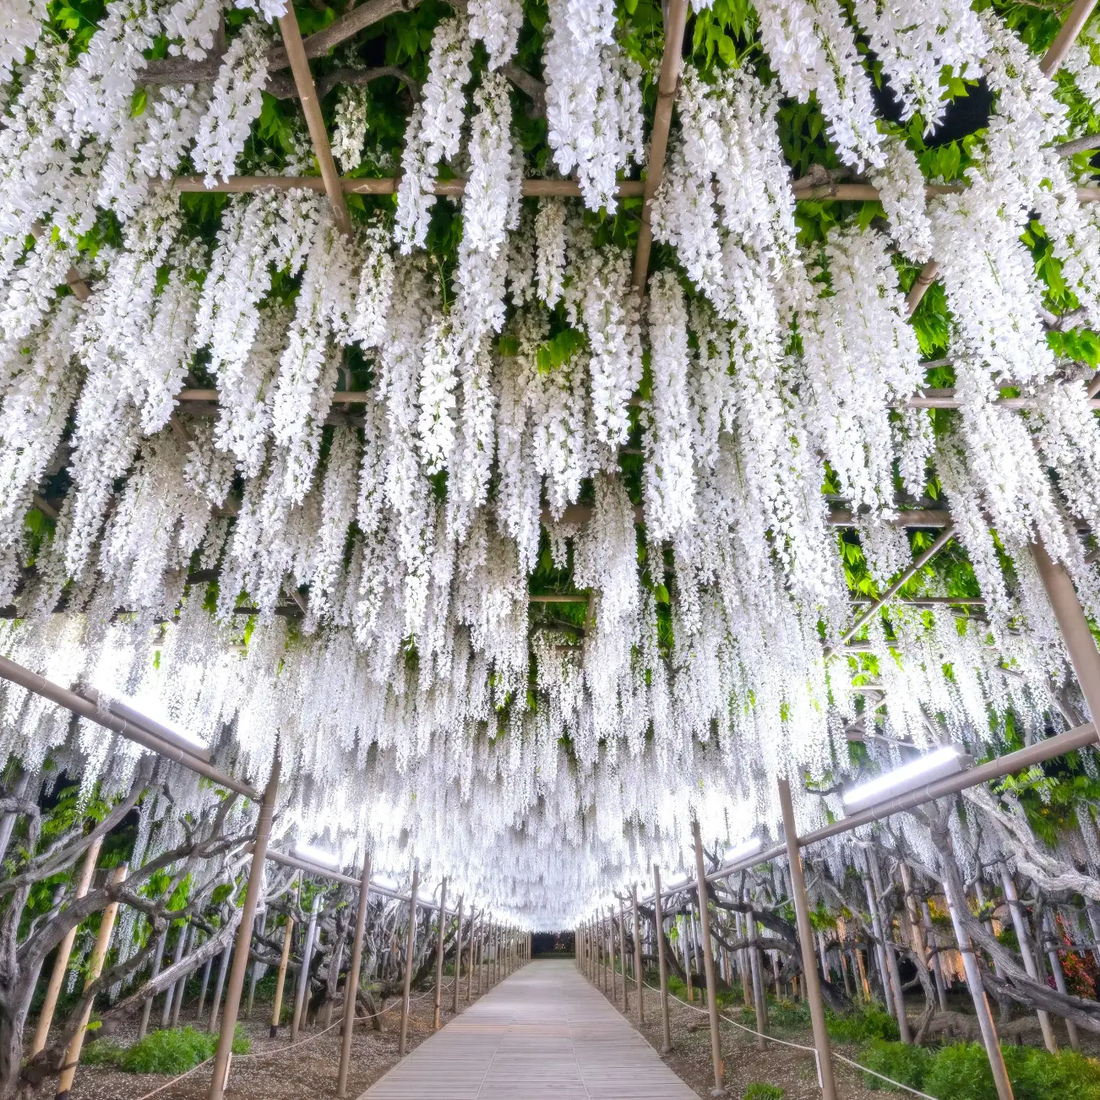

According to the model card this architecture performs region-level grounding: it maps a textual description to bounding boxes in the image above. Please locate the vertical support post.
[942,867,1014,1100]
[138,929,168,1041]
[197,945,213,1021]
[270,916,295,1037]
[692,820,724,1097]
[466,911,476,1001]
[56,863,128,1100]
[452,897,464,1013]
[207,942,231,1033]
[617,901,630,1013]
[398,862,419,1057]
[433,878,447,1028]
[291,896,319,1041]
[172,923,195,1026]
[747,910,768,1050]
[1043,911,1081,1051]
[653,866,672,1053]
[631,886,645,1023]
[337,851,371,1098]
[777,777,838,1100]
[34,838,104,1056]
[246,913,265,1020]
[867,850,910,1042]
[608,905,618,1004]
[999,866,1058,1053]
[208,757,279,1100]
[1033,540,1100,728]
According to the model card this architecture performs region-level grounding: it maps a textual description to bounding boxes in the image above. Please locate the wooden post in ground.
[477,920,484,995]
[999,866,1058,1053]
[33,836,104,1056]
[55,863,128,1100]
[608,906,618,1005]
[208,758,279,1100]
[941,866,1014,1100]
[433,878,448,1028]
[172,923,195,1026]
[197,944,213,1021]
[653,865,672,1053]
[291,895,319,1042]
[747,910,768,1050]
[692,820,724,1097]
[631,885,645,1023]
[452,896,464,1013]
[270,915,295,1037]
[398,862,419,1057]
[207,941,231,1033]
[777,778,838,1100]
[867,850,910,1042]
[138,928,168,1041]
[617,900,630,1013]
[337,851,371,1098]
[466,911,476,1001]
[246,912,266,1020]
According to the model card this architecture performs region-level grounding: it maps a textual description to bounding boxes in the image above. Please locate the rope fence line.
[619,971,938,1100]
[130,984,461,1100]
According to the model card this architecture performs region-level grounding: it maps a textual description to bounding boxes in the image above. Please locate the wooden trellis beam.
[632,0,690,291]
[278,7,352,235]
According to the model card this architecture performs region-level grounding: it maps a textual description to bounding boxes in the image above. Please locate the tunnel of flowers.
[2,0,1100,1095]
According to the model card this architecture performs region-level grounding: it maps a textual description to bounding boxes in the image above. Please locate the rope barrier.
[627,973,937,1099]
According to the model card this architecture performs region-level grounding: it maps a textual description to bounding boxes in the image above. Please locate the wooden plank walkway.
[358,959,699,1099]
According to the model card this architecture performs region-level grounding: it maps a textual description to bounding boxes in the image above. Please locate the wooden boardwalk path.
[358,959,699,1099]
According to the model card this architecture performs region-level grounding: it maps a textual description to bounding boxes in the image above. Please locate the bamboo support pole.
[56,863,128,1100]
[337,852,371,1097]
[164,922,190,1027]
[433,877,447,1029]
[171,923,195,1026]
[277,8,351,234]
[608,906,618,1005]
[291,896,320,1041]
[245,914,264,1020]
[207,943,231,1032]
[138,928,167,1041]
[692,821,724,1097]
[617,901,629,1013]
[632,0,689,290]
[942,870,1014,1100]
[999,867,1058,1053]
[452,896,464,1014]
[397,862,419,1057]
[1042,911,1081,1051]
[207,758,279,1100]
[631,885,645,1023]
[778,779,838,1100]
[466,911,475,1002]
[651,867,672,1052]
[32,836,103,1057]
[867,850,911,1042]
[270,917,294,1037]
[747,912,768,1050]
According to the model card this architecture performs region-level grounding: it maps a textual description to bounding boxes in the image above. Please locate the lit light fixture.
[841,746,970,814]
[291,842,341,869]
[722,836,762,864]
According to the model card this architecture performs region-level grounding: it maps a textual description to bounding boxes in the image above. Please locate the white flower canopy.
[1,0,1099,928]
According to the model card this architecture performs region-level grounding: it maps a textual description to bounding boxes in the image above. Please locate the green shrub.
[827,1003,900,1043]
[767,998,811,1030]
[921,1043,1100,1100]
[859,1040,932,1092]
[95,1026,251,1075]
[743,1085,784,1100]
[82,1039,126,1067]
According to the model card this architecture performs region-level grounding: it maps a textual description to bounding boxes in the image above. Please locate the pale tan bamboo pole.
[270,916,295,1037]
[653,865,672,1054]
[397,862,419,1057]
[1042,910,1081,1051]
[337,851,370,1098]
[999,867,1058,1053]
[433,878,447,1028]
[452,896,464,1014]
[692,821,724,1097]
[631,886,645,1023]
[747,911,768,1050]
[617,901,629,1013]
[245,915,264,1021]
[466,911,475,1002]
[207,758,279,1100]
[137,927,167,1041]
[477,920,483,995]
[906,0,1097,315]
[631,0,689,291]
[607,905,618,1005]
[291,896,320,1041]
[777,779,838,1100]
[56,863,128,1100]
[942,869,1015,1100]
[207,940,231,1033]
[32,836,104,1057]
[277,8,351,234]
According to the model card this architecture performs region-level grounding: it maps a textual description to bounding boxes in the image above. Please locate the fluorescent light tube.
[91,688,210,759]
[372,875,399,891]
[722,836,762,864]
[291,842,340,869]
[842,746,969,814]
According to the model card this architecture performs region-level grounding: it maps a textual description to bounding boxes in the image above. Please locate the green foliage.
[86,1026,251,1075]
[859,1040,933,1092]
[743,1084,785,1100]
[826,1003,899,1043]
[766,997,811,1030]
